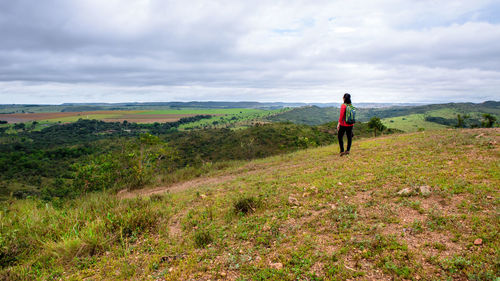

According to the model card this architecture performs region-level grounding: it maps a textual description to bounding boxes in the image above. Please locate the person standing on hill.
[337,93,355,156]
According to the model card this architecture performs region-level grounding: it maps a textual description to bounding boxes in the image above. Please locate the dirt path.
[116,158,307,199]
[117,174,236,199]
[116,134,362,198]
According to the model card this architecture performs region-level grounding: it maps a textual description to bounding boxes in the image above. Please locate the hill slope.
[1,129,499,280]
[267,102,500,130]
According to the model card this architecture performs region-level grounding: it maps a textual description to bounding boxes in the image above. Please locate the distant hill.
[0,101,430,114]
[265,106,339,125]
[267,101,500,130]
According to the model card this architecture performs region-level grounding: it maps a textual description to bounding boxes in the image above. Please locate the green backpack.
[345,104,356,124]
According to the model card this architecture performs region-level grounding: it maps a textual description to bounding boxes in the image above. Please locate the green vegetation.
[382,114,448,132]
[267,106,339,125]
[267,102,500,132]
[233,196,260,215]
[482,113,497,128]
[42,113,128,123]
[367,117,386,136]
[1,102,499,280]
[2,118,385,199]
[0,128,498,280]
[179,108,289,130]
[0,116,210,198]
[137,108,262,115]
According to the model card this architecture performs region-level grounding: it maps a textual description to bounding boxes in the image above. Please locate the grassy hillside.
[382,114,448,132]
[1,128,498,280]
[381,105,500,132]
[179,108,289,130]
[266,106,340,125]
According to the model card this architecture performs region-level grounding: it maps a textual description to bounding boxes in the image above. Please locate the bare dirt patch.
[0,111,137,122]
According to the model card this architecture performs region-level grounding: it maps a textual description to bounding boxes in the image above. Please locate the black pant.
[338,125,353,152]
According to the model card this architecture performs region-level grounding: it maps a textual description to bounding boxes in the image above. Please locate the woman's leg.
[346,126,353,151]
[338,126,345,152]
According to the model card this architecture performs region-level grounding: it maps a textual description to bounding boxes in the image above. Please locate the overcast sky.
[1,0,499,104]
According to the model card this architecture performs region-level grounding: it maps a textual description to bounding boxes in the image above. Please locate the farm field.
[0,111,143,123]
[0,109,262,124]
[136,108,263,115]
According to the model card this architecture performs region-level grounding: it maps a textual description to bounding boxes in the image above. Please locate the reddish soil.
[0,111,132,123]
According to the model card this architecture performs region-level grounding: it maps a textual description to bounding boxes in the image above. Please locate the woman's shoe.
[344,151,350,155]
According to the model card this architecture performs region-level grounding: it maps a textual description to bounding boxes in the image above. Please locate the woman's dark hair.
[343,93,352,104]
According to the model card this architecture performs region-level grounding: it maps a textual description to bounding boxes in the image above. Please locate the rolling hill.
[267,101,500,131]
[1,128,498,280]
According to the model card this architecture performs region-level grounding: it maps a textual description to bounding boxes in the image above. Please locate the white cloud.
[0,0,499,103]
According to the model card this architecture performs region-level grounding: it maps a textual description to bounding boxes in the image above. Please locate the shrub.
[72,154,120,192]
[105,198,162,238]
[194,229,212,248]
[233,196,259,215]
[0,229,30,267]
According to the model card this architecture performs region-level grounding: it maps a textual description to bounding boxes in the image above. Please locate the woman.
[336,93,354,156]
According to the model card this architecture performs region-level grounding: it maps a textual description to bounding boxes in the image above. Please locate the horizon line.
[1,100,498,106]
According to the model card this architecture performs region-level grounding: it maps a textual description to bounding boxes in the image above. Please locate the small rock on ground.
[418,185,432,196]
[397,188,413,196]
[397,186,432,196]
[288,196,300,206]
[270,262,283,270]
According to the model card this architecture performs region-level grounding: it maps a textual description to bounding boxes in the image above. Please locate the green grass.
[1,128,499,280]
[137,108,263,115]
[382,114,448,132]
[179,108,287,130]
[38,108,277,127]
[426,107,496,120]
[426,108,465,119]
[382,108,500,132]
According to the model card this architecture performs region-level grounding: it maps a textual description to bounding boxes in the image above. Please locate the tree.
[13,123,25,130]
[481,113,497,128]
[29,121,38,130]
[455,114,469,128]
[367,117,386,137]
